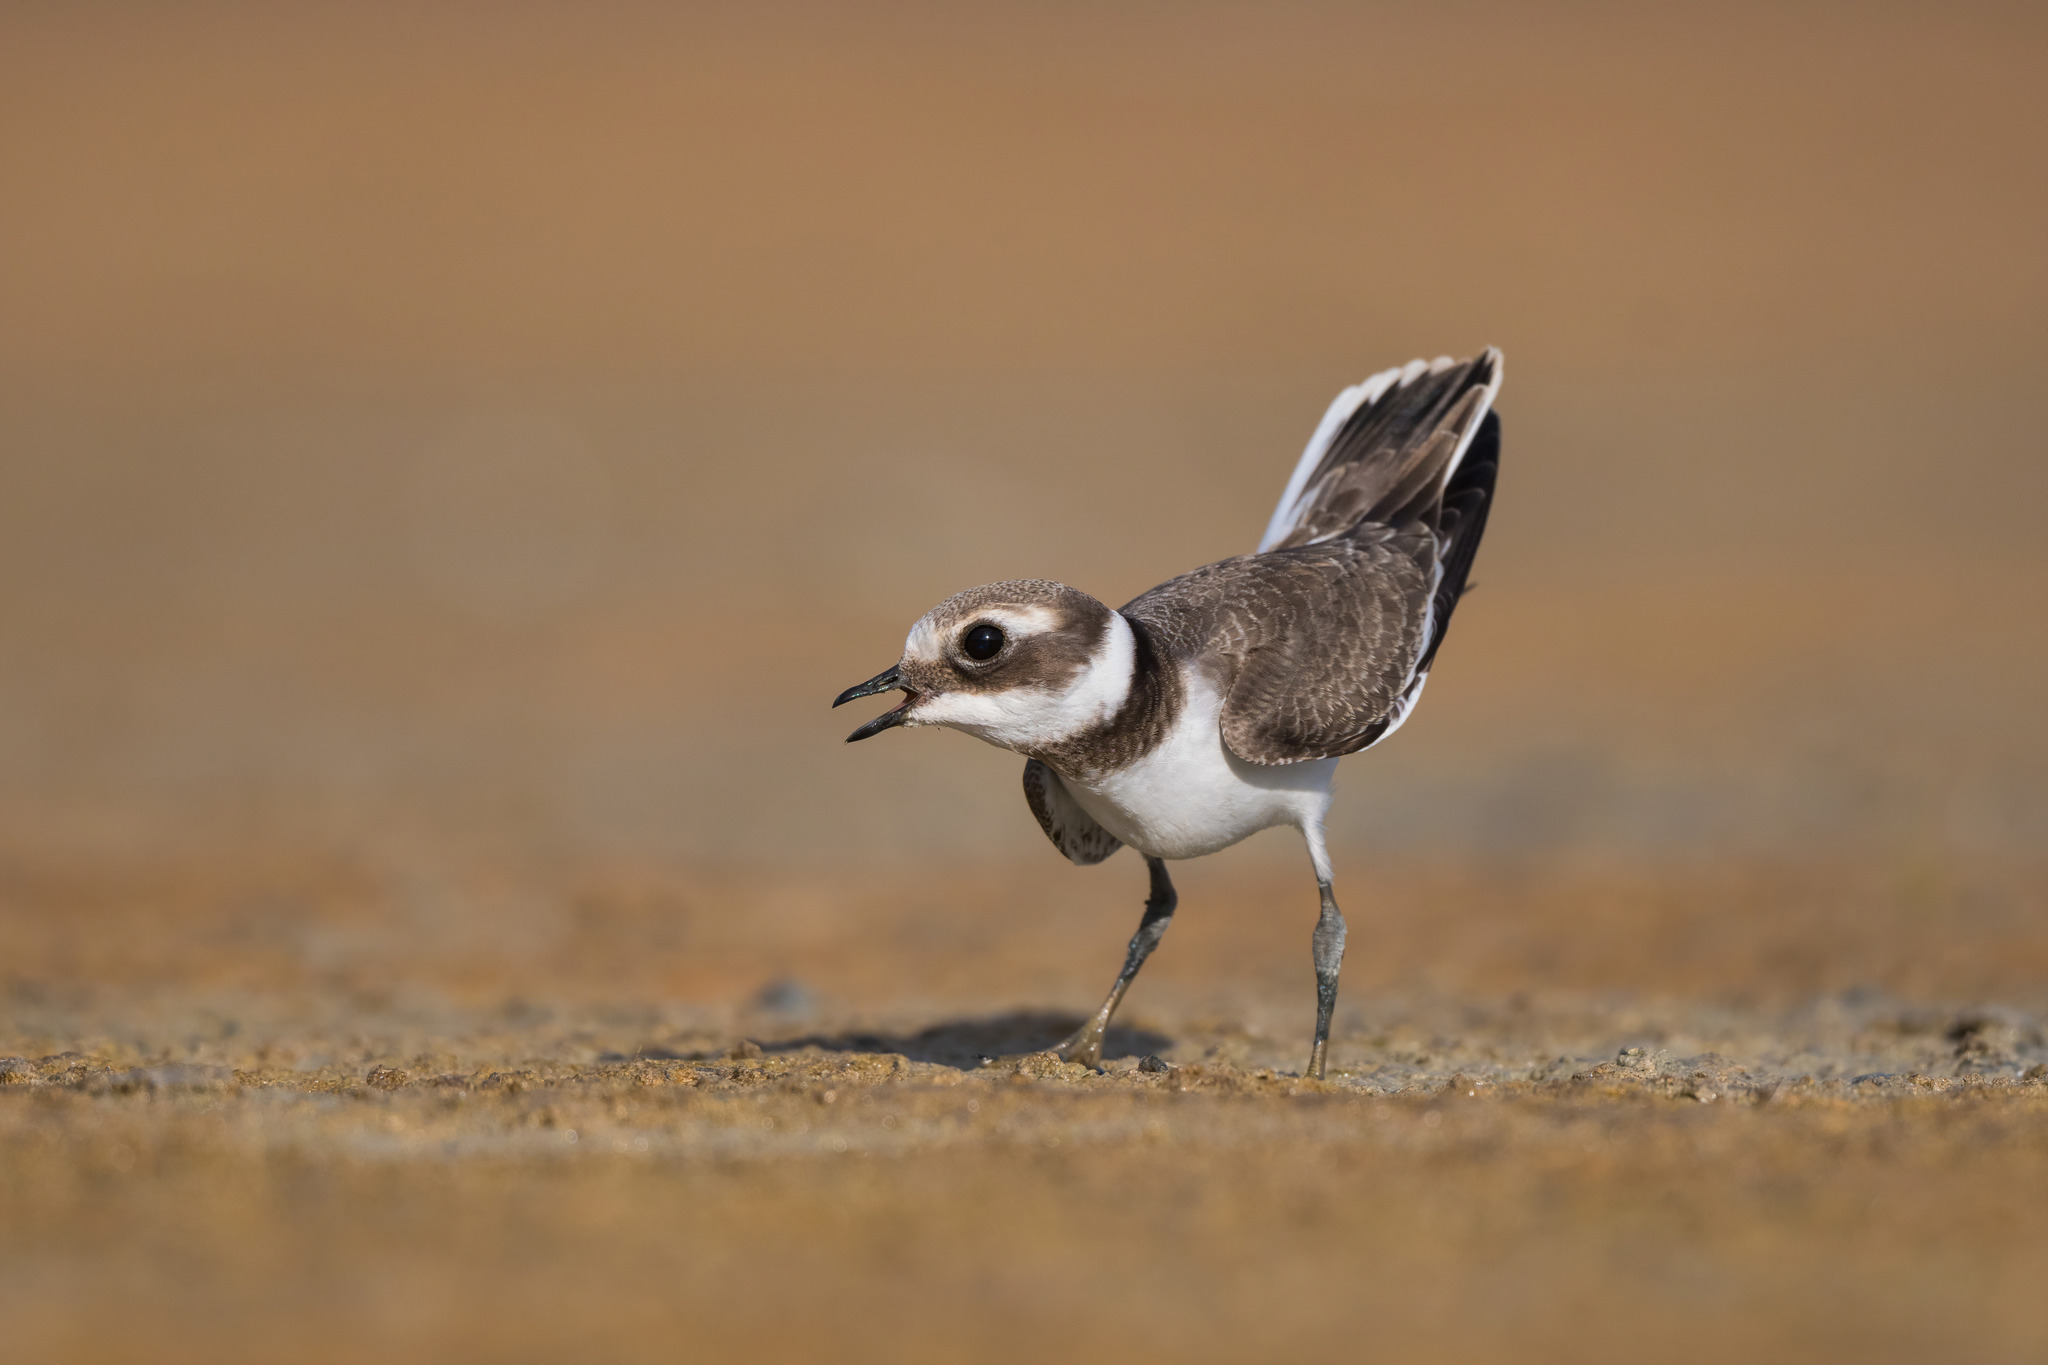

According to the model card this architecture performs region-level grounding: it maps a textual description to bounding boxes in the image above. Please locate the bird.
[832,350,1502,1079]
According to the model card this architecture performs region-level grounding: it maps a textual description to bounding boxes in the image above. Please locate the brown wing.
[1022,759,1123,864]
[1128,348,1502,765]
[1124,531,1437,765]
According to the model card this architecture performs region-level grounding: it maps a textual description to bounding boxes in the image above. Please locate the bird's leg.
[1052,856,1177,1069]
[1305,879,1346,1080]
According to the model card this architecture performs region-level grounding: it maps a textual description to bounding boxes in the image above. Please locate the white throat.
[910,610,1135,753]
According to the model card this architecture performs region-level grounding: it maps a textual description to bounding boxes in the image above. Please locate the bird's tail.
[1258,348,1502,553]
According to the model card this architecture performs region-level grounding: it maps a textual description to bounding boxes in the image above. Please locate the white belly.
[1057,675,1336,861]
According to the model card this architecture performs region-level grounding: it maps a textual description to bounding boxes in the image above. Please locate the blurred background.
[1,0,2044,890]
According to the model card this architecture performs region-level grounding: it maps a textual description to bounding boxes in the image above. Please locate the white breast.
[1057,669,1337,861]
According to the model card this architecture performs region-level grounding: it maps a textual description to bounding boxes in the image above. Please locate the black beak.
[832,665,917,743]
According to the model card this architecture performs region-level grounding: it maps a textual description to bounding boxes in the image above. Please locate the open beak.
[832,664,918,743]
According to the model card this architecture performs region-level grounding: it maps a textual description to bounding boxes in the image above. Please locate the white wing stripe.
[1442,347,1504,485]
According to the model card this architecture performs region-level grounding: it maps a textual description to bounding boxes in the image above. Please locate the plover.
[834,350,1502,1079]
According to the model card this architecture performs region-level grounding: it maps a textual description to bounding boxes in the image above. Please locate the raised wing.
[1022,758,1122,864]
[1260,350,1501,554]
[1131,348,1502,765]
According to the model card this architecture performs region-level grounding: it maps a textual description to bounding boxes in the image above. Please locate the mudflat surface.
[5,848,2047,1365]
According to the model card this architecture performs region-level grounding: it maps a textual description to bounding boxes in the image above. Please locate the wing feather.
[1261,350,1501,552]
[1022,759,1122,864]
[1129,348,1502,766]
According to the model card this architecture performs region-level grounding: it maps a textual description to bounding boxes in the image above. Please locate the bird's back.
[1123,350,1502,766]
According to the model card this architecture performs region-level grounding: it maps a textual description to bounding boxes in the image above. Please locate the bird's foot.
[1050,1029,1104,1070]
[975,1022,1107,1073]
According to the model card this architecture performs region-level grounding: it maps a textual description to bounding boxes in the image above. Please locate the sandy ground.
[5,846,2047,1364]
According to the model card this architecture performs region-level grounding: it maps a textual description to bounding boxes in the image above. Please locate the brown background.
[3,0,2043,871]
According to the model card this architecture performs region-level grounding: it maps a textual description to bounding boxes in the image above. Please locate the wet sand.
[6,847,2047,1364]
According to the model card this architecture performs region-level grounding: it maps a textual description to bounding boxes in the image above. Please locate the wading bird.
[834,351,1501,1078]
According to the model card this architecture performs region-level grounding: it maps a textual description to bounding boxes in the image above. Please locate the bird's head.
[833,580,1134,753]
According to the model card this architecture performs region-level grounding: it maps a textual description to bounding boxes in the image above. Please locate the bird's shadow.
[762,1010,1173,1070]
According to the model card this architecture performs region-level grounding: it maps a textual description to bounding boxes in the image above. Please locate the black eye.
[962,623,1005,661]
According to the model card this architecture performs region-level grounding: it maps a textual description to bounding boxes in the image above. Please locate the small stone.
[1137,1055,1171,1074]
[752,978,815,1018]
[365,1066,409,1090]
[728,1039,763,1060]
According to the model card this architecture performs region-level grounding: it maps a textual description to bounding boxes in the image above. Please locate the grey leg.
[1305,879,1346,1080]
[1053,857,1178,1069]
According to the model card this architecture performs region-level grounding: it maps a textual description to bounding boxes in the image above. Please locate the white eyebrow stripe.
[969,605,1061,636]
[905,603,1064,662]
